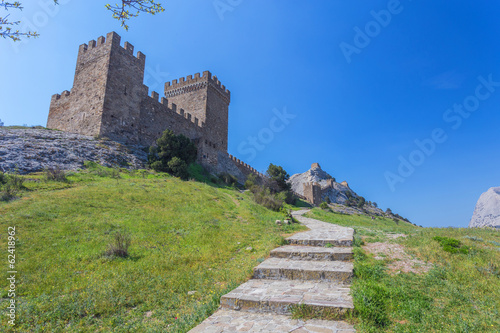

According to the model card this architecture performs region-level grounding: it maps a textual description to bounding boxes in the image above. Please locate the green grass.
[308,208,500,332]
[306,208,418,240]
[0,167,305,332]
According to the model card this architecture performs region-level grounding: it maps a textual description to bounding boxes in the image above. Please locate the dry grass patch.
[363,242,433,275]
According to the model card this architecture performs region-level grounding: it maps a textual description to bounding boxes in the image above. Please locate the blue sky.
[1,0,499,228]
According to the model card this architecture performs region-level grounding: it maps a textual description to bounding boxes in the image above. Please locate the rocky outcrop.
[0,128,147,174]
[469,187,500,228]
[288,163,397,219]
[288,163,356,205]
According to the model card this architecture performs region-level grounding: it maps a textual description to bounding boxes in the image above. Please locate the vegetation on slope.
[0,165,305,332]
[308,208,500,333]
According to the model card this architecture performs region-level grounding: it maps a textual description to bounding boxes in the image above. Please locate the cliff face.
[469,187,500,228]
[0,128,147,174]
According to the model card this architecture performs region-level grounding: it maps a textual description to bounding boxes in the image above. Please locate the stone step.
[286,230,354,247]
[188,309,356,333]
[220,279,353,318]
[253,258,353,283]
[270,245,353,261]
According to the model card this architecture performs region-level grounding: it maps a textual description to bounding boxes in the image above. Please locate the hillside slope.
[0,167,305,332]
[308,208,500,332]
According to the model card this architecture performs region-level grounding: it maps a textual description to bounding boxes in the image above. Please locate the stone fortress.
[47,32,262,182]
[291,163,354,207]
[46,32,350,208]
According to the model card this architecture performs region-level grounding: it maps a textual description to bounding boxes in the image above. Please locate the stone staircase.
[188,210,356,333]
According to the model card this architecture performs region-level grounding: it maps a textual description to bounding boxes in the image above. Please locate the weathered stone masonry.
[47,32,260,179]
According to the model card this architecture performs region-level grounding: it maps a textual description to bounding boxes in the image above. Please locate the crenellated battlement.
[51,90,71,102]
[228,154,265,178]
[145,91,205,130]
[164,70,230,102]
[78,32,146,64]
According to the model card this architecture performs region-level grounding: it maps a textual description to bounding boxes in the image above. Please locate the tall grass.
[311,208,500,332]
[0,168,305,332]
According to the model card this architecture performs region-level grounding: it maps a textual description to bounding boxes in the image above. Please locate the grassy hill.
[0,166,305,332]
[1,165,499,332]
[308,208,500,332]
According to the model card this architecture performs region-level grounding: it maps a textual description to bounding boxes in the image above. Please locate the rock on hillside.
[288,163,357,205]
[0,128,147,174]
[288,163,393,218]
[469,187,500,228]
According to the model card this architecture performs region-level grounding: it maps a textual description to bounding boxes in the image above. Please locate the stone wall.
[303,182,322,206]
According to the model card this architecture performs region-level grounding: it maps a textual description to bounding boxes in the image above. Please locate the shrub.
[218,172,238,186]
[167,157,189,180]
[244,173,257,189]
[0,174,25,202]
[44,167,67,182]
[433,236,469,254]
[266,163,291,192]
[84,161,121,179]
[320,201,329,210]
[105,230,131,258]
[252,186,284,211]
[275,190,295,205]
[148,130,197,175]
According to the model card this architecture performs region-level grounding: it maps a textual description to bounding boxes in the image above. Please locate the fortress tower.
[47,32,240,171]
[164,71,230,152]
[48,32,147,143]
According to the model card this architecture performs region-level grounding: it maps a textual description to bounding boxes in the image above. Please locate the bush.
[252,186,284,211]
[244,173,257,189]
[148,130,197,175]
[167,157,189,180]
[357,197,366,208]
[320,201,329,210]
[218,172,238,186]
[84,161,121,179]
[275,190,295,205]
[105,230,131,258]
[266,163,291,192]
[433,236,469,254]
[0,174,25,202]
[44,167,67,182]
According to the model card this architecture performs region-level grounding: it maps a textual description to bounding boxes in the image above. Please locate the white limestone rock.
[469,187,500,228]
[288,163,355,204]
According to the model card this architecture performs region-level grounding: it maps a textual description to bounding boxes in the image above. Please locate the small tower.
[303,182,322,206]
